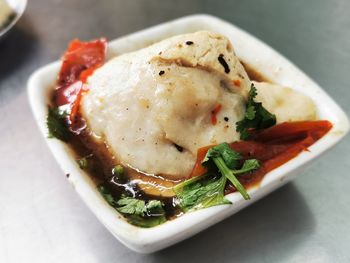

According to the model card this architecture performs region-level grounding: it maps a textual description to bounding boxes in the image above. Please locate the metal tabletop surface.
[1,0,349,262]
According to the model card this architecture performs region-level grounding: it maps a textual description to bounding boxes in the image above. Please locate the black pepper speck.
[218,54,230,73]
[173,143,184,152]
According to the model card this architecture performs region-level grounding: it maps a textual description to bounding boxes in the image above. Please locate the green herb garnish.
[97,185,166,228]
[116,196,150,216]
[233,159,260,175]
[203,143,259,200]
[77,157,89,169]
[174,143,260,212]
[202,142,242,169]
[236,84,276,139]
[112,165,124,178]
[98,185,118,207]
[76,154,93,170]
[174,173,231,212]
[47,107,71,141]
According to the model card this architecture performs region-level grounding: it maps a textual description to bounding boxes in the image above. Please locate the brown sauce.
[241,61,270,82]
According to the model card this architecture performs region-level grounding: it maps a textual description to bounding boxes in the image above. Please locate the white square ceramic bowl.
[27,14,349,253]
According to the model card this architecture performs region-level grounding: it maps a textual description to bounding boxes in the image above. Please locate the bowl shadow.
[148,183,315,262]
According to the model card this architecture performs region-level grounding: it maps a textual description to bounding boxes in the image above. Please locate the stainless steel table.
[1,0,349,262]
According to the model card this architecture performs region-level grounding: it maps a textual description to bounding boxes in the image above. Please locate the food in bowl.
[47,31,332,227]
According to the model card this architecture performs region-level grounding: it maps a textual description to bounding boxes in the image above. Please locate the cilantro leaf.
[175,143,261,206]
[173,173,210,193]
[236,84,276,140]
[98,185,118,207]
[77,157,89,169]
[212,157,250,200]
[116,196,147,216]
[115,196,166,217]
[112,165,124,177]
[245,106,256,120]
[127,214,166,228]
[174,174,231,212]
[202,143,241,169]
[117,197,166,227]
[248,84,258,103]
[233,159,260,175]
[146,200,165,217]
[47,107,71,141]
[97,185,166,228]
[77,154,93,170]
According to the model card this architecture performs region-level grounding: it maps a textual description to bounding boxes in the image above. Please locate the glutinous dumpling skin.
[81,31,251,179]
[253,81,317,123]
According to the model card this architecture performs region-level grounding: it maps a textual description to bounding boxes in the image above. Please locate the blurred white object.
[0,0,13,28]
[0,0,27,40]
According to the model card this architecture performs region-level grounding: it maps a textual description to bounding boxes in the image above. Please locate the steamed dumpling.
[81,31,251,178]
[253,81,317,123]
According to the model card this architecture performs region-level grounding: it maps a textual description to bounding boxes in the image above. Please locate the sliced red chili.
[54,38,107,134]
[57,38,107,89]
[189,120,333,192]
[233,79,241,87]
[211,104,222,125]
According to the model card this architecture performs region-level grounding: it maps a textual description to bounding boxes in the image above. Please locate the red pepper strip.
[226,135,314,192]
[251,120,332,143]
[190,144,214,177]
[79,66,99,83]
[229,140,295,161]
[55,81,87,132]
[55,38,107,107]
[211,104,222,125]
[54,38,107,133]
[69,82,89,124]
[57,38,107,90]
[233,79,241,87]
[55,81,83,106]
[69,65,102,124]
[189,121,333,189]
